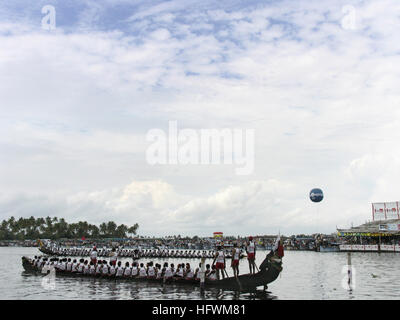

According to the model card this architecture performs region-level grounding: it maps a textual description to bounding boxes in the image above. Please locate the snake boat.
[22,254,282,291]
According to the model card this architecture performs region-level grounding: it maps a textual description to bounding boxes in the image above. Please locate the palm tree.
[89,225,100,238]
[44,216,53,236]
[36,217,45,229]
[106,221,117,237]
[100,223,107,238]
[8,216,16,233]
[77,221,89,238]
[0,216,139,240]
[128,224,139,237]
[115,224,128,238]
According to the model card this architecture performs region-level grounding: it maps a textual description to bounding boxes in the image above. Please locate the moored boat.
[318,245,340,252]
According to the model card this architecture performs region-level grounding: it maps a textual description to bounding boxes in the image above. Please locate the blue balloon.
[310,188,324,203]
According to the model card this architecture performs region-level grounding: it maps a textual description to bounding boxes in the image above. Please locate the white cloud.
[0,0,399,235]
[0,178,332,236]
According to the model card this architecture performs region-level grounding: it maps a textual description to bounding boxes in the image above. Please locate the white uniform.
[96,265,102,274]
[116,267,124,277]
[109,266,116,275]
[90,251,98,260]
[110,252,117,263]
[186,268,194,279]
[71,263,78,272]
[148,266,155,277]
[90,265,96,274]
[41,262,50,274]
[139,267,147,277]
[131,266,138,276]
[84,265,90,274]
[102,265,109,275]
[124,267,132,276]
[177,267,184,277]
[77,264,84,273]
[164,267,173,278]
[216,250,225,263]
[247,241,255,254]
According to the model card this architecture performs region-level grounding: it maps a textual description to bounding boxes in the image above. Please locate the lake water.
[1,247,400,300]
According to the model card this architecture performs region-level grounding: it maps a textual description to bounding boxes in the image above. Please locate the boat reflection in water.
[62,278,278,300]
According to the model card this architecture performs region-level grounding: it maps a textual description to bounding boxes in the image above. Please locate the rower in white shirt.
[83,261,90,274]
[123,262,132,277]
[164,263,173,279]
[116,261,124,277]
[102,261,109,276]
[131,263,139,277]
[109,263,116,277]
[138,263,147,277]
[147,262,156,278]
[77,259,85,273]
[89,262,96,275]
[66,258,73,271]
[95,261,102,275]
[185,263,194,280]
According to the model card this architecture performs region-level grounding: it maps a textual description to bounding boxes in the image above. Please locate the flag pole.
[347,252,352,291]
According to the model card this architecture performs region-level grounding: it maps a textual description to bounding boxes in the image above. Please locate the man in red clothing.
[272,236,284,258]
[212,245,226,280]
[231,242,240,277]
[246,236,256,274]
[277,240,284,258]
[90,246,98,265]
[109,247,118,266]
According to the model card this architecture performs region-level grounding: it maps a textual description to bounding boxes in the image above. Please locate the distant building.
[337,219,400,237]
[213,232,223,238]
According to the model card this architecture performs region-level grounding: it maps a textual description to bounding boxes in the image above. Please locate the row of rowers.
[51,247,243,259]
[32,241,254,280]
[30,256,221,280]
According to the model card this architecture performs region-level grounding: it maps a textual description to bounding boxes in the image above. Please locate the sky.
[1,0,400,237]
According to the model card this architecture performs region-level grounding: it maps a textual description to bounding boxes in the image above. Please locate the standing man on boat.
[110,247,118,266]
[212,245,226,280]
[277,240,284,258]
[246,236,256,274]
[274,237,284,258]
[231,242,240,277]
[90,246,98,265]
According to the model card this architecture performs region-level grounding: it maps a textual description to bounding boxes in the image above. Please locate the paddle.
[199,257,206,295]
[223,268,229,278]
[235,276,243,291]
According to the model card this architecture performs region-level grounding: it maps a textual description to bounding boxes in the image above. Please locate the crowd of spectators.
[340,237,400,245]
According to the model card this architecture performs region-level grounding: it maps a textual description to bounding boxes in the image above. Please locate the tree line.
[0,216,139,240]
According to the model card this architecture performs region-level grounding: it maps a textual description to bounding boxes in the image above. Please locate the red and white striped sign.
[364,245,379,251]
[372,202,400,221]
[380,244,395,252]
